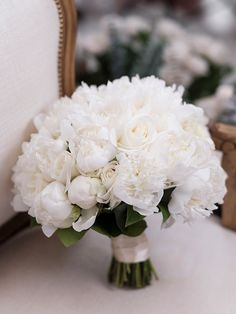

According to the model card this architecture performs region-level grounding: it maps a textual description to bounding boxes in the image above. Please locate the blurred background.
[74,0,236,125]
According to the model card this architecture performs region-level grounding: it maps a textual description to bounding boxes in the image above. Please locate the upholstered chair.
[0,0,76,243]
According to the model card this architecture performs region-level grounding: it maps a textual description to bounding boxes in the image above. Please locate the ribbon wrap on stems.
[111,233,150,263]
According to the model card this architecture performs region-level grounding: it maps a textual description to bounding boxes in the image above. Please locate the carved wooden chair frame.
[0,0,77,244]
[211,123,236,231]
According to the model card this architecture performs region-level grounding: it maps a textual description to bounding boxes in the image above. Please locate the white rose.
[117,116,156,151]
[34,182,73,237]
[100,161,118,189]
[76,126,116,173]
[68,176,106,209]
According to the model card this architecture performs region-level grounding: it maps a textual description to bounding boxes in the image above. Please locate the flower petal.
[72,207,98,232]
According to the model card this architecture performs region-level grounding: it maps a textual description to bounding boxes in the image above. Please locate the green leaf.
[123,220,147,237]
[92,211,121,237]
[91,224,111,237]
[160,187,175,206]
[71,206,81,222]
[186,62,233,102]
[30,218,40,228]
[158,204,170,223]
[56,228,86,247]
[125,206,145,227]
[114,203,128,232]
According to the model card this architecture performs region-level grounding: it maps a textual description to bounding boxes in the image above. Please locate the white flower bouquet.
[12,76,227,288]
[77,16,234,121]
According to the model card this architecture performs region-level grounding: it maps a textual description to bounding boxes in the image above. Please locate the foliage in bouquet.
[12,77,227,287]
[77,16,234,120]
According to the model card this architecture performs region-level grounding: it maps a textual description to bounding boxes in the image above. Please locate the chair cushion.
[0,0,60,226]
[0,215,235,314]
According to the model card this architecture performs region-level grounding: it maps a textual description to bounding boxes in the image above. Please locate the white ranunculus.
[68,176,106,209]
[33,182,73,237]
[75,126,117,173]
[117,116,156,151]
[73,206,98,232]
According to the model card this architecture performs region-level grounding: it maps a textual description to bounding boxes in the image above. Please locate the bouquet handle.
[108,233,158,288]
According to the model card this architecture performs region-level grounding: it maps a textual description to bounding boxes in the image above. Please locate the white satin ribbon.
[111,233,149,263]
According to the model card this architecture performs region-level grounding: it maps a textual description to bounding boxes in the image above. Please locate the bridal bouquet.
[12,76,227,288]
[77,16,234,121]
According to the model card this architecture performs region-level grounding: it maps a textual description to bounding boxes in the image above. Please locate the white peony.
[33,182,74,237]
[68,176,106,209]
[168,159,227,222]
[12,150,48,208]
[75,126,117,173]
[113,152,165,216]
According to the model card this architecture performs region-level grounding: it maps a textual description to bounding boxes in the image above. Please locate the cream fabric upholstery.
[0,0,60,226]
[1,216,236,314]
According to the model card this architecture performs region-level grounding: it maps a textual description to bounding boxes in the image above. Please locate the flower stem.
[108,257,158,288]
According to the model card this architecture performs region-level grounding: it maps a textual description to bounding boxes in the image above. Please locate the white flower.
[78,30,110,55]
[68,176,106,209]
[168,159,227,222]
[12,151,48,208]
[101,15,150,40]
[117,115,157,151]
[75,126,117,173]
[190,34,230,65]
[73,206,98,232]
[113,152,165,216]
[50,151,78,186]
[33,182,73,237]
[196,85,234,121]
[34,97,77,138]
[100,161,118,189]
[155,18,185,39]
[123,16,150,36]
